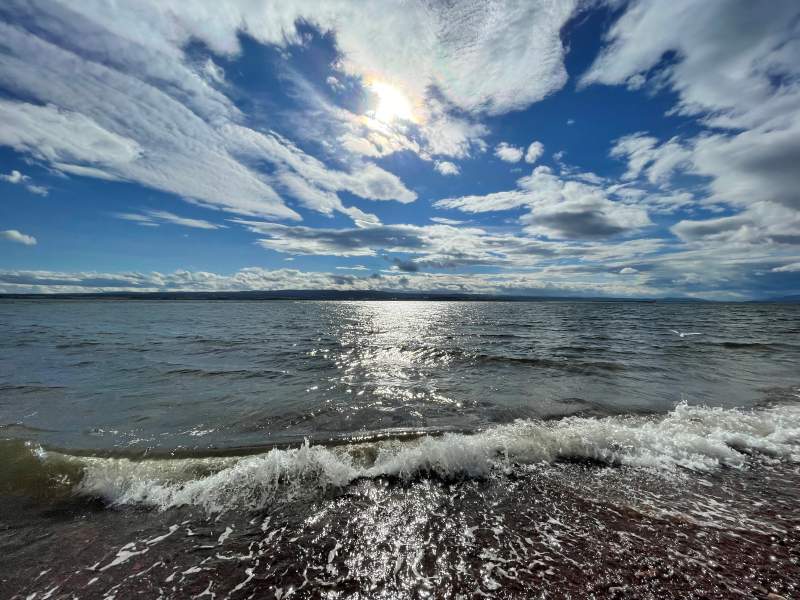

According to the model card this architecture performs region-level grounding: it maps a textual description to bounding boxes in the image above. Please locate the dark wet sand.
[3,460,798,599]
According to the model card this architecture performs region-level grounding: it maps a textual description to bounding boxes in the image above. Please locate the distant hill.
[0,289,713,302]
[751,294,800,303]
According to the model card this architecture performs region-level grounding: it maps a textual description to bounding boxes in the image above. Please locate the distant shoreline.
[0,290,758,302]
[1,290,797,302]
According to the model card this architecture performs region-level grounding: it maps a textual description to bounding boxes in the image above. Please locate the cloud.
[1,229,36,245]
[1,170,26,184]
[494,142,524,163]
[671,203,800,246]
[216,0,578,116]
[434,161,460,176]
[420,102,489,158]
[0,8,417,223]
[772,262,800,273]
[436,165,652,239]
[114,210,224,230]
[611,133,695,187]
[38,0,577,116]
[234,221,414,257]
[581,0,800,130]
[430,217,464,225]
[524,141,544,164]
[326,76,345,91]
[1,168,48,196]
[0,266,671,299]
[234,218,565,268]
[391,258,420,273]
[619,267,638,274]
[288,72,488,163]
[24,184,48,196]
[584,0,800,243]
[232,216,668,277]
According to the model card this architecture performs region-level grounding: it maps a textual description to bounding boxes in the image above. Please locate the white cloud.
[611,133,691,186]
[147,210,223,230]
[494,142,524,163]
[1,168,48,196]
[201,59,226,85]
[296,79,487,162]
[524,141,544,164]
[0,0,580,209]
[24,184,48,197]
[34,0,577,113]
[584,0,800,250]
[0,10,418,224]
[233,218,563,269]
[1,170,26,184]
[436,165,653,239]
[223,0,578,116]
[0,266,670,299]
[772,262,800,273]
[326,75,344,91]
[671,203,800,246]
[581,0,800,130]
[114,213,160,227]
[1,229,36,245]
[434,161,460,176]
[114,210,224,230]
[619,267,638,274]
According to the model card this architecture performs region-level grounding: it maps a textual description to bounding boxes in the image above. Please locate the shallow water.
[1,300,799,598]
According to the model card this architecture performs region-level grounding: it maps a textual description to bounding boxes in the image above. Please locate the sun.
[369,80,415,124]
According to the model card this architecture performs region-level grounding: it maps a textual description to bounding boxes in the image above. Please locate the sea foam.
[42,402,800,512]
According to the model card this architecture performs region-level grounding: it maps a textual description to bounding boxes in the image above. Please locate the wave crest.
[19,402,800,512]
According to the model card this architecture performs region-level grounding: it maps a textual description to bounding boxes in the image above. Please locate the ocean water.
[1,299,799,598]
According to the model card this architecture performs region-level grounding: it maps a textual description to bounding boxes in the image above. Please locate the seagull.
[671,329,701,338]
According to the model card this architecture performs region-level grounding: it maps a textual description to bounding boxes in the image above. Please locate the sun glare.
[369,80,415,123]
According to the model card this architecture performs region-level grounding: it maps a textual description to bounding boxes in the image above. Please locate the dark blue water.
[1,300,799,598]
[1,300,798,452]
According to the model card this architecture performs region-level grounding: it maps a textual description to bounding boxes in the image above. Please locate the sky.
[1,0,799,300]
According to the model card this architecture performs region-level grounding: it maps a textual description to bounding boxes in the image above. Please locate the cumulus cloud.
[585,0,800,267]
[610,133,691,185]
[434,161,460,176]
[671,203,800,246]
[0,168,48,196]
[1,229,36,245]
[326,76,344,91]
[581,0,799,129]
[494,142,524,163]
[436,166,652,239]
[524,141,544,164]
[234,218,570,269]
[0,266,669,299]
[1,170,26,184]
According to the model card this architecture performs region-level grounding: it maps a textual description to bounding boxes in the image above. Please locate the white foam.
[58,402,800,512]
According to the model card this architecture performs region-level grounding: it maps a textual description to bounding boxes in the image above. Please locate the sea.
[0,299,798,598]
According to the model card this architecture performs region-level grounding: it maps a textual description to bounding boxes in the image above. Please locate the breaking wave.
[7,402,800,512]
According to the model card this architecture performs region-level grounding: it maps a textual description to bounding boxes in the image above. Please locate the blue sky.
[1,0,798,299]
